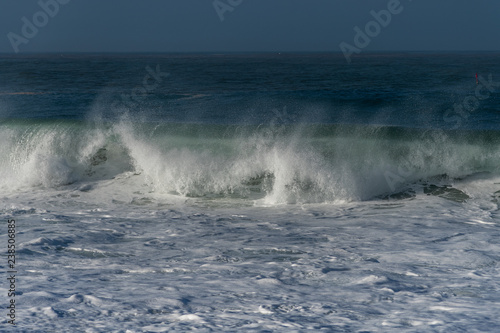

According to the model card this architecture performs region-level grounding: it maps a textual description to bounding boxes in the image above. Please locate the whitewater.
[1,53,500,332]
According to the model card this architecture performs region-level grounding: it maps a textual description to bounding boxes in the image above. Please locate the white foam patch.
[255,278,282,286]
[353,275,388,285]
[178,314,203,322]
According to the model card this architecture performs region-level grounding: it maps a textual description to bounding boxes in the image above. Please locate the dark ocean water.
[2,53,500,331]
[1,53,499,127]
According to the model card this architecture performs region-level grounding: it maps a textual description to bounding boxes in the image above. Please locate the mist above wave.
[1,118,500,204]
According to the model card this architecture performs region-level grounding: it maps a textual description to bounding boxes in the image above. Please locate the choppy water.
[1,53,500,331]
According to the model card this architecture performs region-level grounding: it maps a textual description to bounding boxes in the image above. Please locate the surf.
[2,117,500,205]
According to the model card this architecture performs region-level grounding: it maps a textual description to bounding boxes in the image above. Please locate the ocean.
[1,53,500,332]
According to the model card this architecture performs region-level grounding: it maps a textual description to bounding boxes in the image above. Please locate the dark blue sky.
[1,0,499,53]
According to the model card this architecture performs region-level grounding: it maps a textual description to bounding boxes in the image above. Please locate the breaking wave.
[2,118,500,204]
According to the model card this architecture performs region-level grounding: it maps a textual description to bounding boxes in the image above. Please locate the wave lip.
[2,120,500,204]
[0,121,133,191]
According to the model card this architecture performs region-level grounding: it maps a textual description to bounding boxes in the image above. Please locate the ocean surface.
[1,53,500,332]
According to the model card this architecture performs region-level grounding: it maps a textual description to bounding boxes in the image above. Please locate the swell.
[2,119,500,204]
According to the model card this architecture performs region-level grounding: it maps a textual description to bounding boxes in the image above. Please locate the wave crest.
[2,120,500,204]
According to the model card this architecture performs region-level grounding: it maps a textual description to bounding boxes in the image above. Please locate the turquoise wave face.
[2,119,500,203]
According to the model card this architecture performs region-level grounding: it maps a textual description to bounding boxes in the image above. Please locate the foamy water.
[1,53,500,331]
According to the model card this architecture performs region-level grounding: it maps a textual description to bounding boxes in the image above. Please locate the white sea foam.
[2,119,500,208]
[3,52,500,332]
[3,119,500,331]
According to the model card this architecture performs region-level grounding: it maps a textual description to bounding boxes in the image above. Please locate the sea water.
[1,53,500,332]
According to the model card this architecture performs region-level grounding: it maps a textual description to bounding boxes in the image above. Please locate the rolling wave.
[2,118,500,204]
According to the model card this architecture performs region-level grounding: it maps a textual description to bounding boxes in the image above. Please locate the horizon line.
[1,50,500,55]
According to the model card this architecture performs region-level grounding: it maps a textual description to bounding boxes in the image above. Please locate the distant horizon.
[1,50,500,56]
